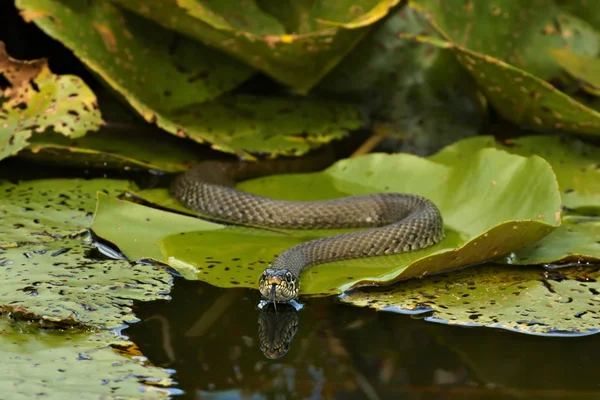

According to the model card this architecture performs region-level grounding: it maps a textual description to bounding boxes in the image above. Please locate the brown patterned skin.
[171,156,444,303]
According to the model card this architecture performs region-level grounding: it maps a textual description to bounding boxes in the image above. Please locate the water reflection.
[127,277,600,399]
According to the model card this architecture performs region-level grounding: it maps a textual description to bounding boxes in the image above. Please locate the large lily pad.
[93,148,561,298]
[411,0,599,80]
[340,264,600,337]
[400,34,600,136]
[111,0,402,92]
[0,318,173,398]
[0,42,102,162]
[0,178,133,247]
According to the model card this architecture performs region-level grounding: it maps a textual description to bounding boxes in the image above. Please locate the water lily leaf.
[506,216,599,265]
[411,0,600,80]
[399,34,600,136]
[0,319,172,398]
[122,148,561,297]
[0,235,171,329]
[111,0,402,92]
[0,178,133,247]
[340,264,600,337]
[0,42,102,162]
[19,126,206,172]
[556,0,600,34]
[429,135,600,211]
[551,48,600,96]
[92,192,221,262]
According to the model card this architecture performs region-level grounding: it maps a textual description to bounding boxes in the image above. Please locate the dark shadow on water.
[126,277,600,400]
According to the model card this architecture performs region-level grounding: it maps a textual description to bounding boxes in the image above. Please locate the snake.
[170,150,444,303]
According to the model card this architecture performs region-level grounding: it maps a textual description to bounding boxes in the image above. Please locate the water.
[126,277,600,399]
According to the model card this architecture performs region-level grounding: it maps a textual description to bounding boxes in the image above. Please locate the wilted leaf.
[0,318,172,398]
[411,0,600,80]
[0,42,102,162]
[0,235,172,329]
[112,0,402,92]
[402,34,600,136]
[97,149,561,297]
[340,264,600,336]
[0,178,133,247]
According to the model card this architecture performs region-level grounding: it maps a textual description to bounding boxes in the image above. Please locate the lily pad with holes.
[0,42,102,162]
[0,178,134,247]
[93,148,562,298]
[0,318,173,398]
[400,34,600,136]
[0,235,172,329]
[111,0,402,93]
[411,0,599,80]
[340,264,600,336]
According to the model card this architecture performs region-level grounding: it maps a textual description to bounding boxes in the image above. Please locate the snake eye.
[285,272,293,283]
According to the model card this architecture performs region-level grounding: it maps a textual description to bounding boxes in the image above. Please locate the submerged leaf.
[0,178,133,247]
[340,264,600,337]
[0,236,171,329]
[97,149,561,297]
[0,318,172,398]
[0,42,102,162]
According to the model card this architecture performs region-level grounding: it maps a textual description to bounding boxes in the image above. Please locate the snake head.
[258,268,299,302]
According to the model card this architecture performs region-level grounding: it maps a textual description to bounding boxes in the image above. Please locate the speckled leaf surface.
[411,0,600,80]
[551,48,600,95]
[107,149,562,297]
[0,42,102,162]
[340,264,600,337]
[0,319,172,398]
[92,193,221,262]
[0,236,171,329]
[0,179,133,247]
[20,128,205,173]
[401,34,600,136]
[111,0,401,92]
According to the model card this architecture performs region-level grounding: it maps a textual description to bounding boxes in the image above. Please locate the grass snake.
[171,151,444,302]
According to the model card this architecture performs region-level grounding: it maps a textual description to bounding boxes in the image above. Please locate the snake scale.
[171,151,444,302]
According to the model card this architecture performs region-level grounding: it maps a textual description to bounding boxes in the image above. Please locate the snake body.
[171,154,444,302]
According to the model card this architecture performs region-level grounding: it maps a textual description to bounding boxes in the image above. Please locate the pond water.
[126,277,600,400]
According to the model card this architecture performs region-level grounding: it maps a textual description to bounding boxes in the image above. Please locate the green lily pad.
[0,178,133,247]
[98,148,561,297]
[111,0,401,92]
[411,0,599,80]
[429,135,600,211]
[340,264,600,337]
[0,235,171,329]
[19,126,207,172]
[551,48,600,96]
[92,192,221,262]
[0,42,102,162]
[0,318,172,398]
[400,34,600,136]
[556,0,600,35]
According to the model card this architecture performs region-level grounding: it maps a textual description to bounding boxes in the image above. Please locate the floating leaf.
[112,0,402,92]
[340,264,600,337]
[0,236,172,329]
[551,48,600,96]
[0,42,102,162]
[98,149,561,297]
[0,318,172,398]
[0,178,133,247]
[411,0,600,80]
[19,126,207,172]
[401,34,600,136]
[92,192,220,262]
[429,135,600,211]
